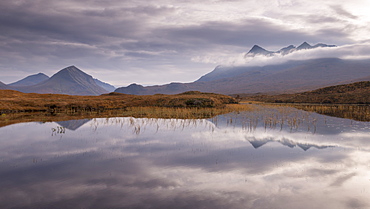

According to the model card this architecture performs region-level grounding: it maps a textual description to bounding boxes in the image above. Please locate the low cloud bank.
[194,42,370,67]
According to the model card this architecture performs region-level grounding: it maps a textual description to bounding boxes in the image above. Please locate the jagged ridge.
[246,42,336,57]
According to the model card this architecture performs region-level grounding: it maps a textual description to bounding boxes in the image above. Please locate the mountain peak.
[24,65,109,95]
[61,65,80,72]
[127,83,144,88]
[4,66,115,95]
[250,45,264,50]
[246,45,273,56]
[53,66,88,78]
[297,42,313,50]
[246,42,335,57]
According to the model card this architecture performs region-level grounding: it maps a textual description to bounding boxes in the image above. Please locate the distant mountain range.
[116,58,370,95]
[248,137,333,151]
[2,66,115,96]
[245,42,336,57]
[1,42,370,96]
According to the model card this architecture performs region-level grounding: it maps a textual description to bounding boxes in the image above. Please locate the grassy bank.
[0,90,238,113]
[0,90,255,127]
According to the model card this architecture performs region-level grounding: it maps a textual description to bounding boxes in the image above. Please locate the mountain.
[8,73,49,87]
[94,78,115,92]
[277,45,296,55]
[15,66,108,95]
[117,83,147,94]
[313,43,336,48]
[296,41,313,50]
[56,119,92,130]
[116,58,370,95]
[246,42,336,57]
[0,81,9,90]
[245,45,274,57]
[248,138,333,151]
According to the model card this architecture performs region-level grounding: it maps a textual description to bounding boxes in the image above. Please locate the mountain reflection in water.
[0,107,370,209]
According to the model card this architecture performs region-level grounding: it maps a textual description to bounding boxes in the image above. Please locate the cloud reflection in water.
[0,109,369,209]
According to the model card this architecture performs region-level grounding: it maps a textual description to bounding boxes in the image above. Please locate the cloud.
[330,172,357,187]
[0,0,370,86]
[193,42,370,67]
[2,114,370,208]
[331,5,358,19]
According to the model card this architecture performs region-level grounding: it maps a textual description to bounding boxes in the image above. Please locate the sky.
[1,0,370,87]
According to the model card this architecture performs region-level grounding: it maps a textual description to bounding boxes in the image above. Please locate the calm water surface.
[1,106,370,209]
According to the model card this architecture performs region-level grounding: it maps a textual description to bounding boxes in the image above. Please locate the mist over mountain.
[245,42,336,57]
[8,73,49,87]
[116,58,370,95]
[15,66,108,96]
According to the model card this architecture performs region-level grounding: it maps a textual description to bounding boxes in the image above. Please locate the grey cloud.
[315,27,354,43]
[0,3,160,45]
[0,0,366,86]
[157,18,353,52]
[330,172,357,187]
[331,5,358,19]
[119,40,180,54]
[346,198,368,209]
[124,51,159,58]
[296,14,343,24]
[306,168,339,177]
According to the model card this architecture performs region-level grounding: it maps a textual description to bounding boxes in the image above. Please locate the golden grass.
[0,104,255,128]
[287,104,370,122]
[259,103,370,122]
[0,90,237,113]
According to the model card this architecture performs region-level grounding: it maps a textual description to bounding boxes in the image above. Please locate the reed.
[286,104,370,122]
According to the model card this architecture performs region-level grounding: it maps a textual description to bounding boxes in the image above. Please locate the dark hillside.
[247,81,370,104]
[0,81,8,90]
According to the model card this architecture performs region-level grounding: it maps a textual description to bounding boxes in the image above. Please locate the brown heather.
[0,90,254,127]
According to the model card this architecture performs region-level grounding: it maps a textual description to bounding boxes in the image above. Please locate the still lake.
[1,105,370,209]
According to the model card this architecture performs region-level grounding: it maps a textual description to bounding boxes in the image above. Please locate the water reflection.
[0,107,370,209]
[56,119,91,130]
